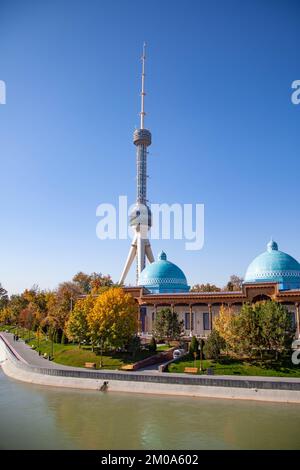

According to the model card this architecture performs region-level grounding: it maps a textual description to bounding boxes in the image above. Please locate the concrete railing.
[1,334,300,392]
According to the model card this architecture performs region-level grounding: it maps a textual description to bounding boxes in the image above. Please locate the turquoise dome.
[138,251,190,293]
[244,240,300,290]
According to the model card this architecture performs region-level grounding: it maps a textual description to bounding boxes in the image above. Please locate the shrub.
[127,335,141,358]
[203,330,226,360]
[153,307,183,343]
[189,336,199,357]
[148,337,157,353]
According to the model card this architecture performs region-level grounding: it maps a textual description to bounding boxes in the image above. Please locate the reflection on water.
[0,370,300,449]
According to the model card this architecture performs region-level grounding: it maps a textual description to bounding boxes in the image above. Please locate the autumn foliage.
[213,305,238,352]
[88,287,138,349]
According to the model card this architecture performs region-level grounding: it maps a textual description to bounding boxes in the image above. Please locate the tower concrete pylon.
[119,43,154,285]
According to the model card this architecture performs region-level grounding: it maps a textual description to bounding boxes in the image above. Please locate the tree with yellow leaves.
[213,304,238,353]
[66,295,95,346]
[87,287,138,350]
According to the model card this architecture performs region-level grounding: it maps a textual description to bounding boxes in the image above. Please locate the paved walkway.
[2,331,300,383]
[0,332,164,375]
[1,332,73,369]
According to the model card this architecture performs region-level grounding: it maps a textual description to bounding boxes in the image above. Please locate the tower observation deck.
[119,44,154,285]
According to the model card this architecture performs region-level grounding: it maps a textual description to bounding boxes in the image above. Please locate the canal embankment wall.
[1,334,300,403]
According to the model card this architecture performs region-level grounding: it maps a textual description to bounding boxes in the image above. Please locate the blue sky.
[0,0,299,294]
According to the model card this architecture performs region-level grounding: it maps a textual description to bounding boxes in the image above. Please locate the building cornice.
[124,282,300,305]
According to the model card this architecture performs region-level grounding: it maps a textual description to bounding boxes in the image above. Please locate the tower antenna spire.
[140,42,146,129]
[119,43,154,286]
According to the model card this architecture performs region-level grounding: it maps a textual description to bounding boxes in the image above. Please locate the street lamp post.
[51,333,54,360]
[99,339,103,368]
[48,329,54,360]
[198,340,203,372]
[37,327,40,355]
[193,351,197,368]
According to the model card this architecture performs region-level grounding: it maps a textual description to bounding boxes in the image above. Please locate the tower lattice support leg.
[119,234,137,285]
[137,232,146,281]
[145,243,154,263]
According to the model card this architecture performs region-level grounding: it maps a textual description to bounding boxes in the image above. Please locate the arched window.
[252,294,271,303]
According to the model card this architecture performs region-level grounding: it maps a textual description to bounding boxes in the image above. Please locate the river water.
[0,370,300,449]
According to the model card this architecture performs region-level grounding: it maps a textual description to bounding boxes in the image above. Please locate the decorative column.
[153,304,157,332]
[189,304,193,336]
[296,303,300,338]
[138,304,141,334]
[208,304,212,331]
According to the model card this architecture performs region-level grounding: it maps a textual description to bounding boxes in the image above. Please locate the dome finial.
[267,238,278,252]
[158,250,167,261]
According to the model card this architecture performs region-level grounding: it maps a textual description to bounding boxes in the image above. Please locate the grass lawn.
[168,353,300,378]
[0,325,160,370]
[4,324,298,377]
[156,344,170,351]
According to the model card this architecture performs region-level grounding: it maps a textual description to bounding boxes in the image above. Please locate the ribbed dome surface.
[138,251,190,293]
[244,240,300,290]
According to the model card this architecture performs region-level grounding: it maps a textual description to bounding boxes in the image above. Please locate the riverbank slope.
[1,332,300,403]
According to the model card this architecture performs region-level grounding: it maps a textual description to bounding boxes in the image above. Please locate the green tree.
[233,303,262,356]
[19,303,36,329]
[73,272,114,295]
[3,294,27,325]
[127,335,142,358]
[90,273,114,294]
[230,301,295,360]
[191,283,221,292]
[72,272,93,294]
[0,306,13,325]
[203,329,226,360]
[258,301,295,360]
[66,295,94,346]
[0,283,8,312]
[22,287,48,330]
[224,275,243,291]
[153,308,183,344]
[189,335,199,357]
[45,282,83,339]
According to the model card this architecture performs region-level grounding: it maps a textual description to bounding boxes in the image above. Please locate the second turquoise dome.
[138,251,190,293]
[244,240,300,290]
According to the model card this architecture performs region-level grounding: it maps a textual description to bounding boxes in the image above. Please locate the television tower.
[119,43,154,285]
